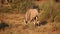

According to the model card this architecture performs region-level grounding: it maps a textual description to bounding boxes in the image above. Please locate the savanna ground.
[0,13,60,34]
[0,0,60,34]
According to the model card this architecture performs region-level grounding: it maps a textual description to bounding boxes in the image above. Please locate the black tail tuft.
[39,20,48,25]
[35,20,48,26]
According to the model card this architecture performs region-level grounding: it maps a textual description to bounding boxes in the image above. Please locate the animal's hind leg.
[34,16,38,21]
[25,21,28,24]
[36,16,38,21]
[34,16,38,24]
[32,17,37,25]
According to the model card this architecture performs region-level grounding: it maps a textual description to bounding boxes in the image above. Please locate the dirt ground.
[0,13,60,34]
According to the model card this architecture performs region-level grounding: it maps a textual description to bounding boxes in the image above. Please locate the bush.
[38,0,60,22]
[9,0,36,13]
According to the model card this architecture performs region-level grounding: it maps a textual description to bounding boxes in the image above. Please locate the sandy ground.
[0,13,60,34]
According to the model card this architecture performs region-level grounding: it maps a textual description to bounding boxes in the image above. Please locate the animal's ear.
[32,5,39,9]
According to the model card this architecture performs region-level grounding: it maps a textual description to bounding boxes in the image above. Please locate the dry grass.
[0,13,60,34]
[0,0,60,34]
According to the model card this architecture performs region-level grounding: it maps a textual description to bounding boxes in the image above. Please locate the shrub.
[38,0,60,22]
[9,0,36,13]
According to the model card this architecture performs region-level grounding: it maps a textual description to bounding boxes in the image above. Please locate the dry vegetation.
[0,0,60,34]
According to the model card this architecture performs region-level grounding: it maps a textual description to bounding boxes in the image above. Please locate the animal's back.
[29,9,38,20]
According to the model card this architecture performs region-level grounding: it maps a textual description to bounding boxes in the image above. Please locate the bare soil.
[0,13,60,34]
